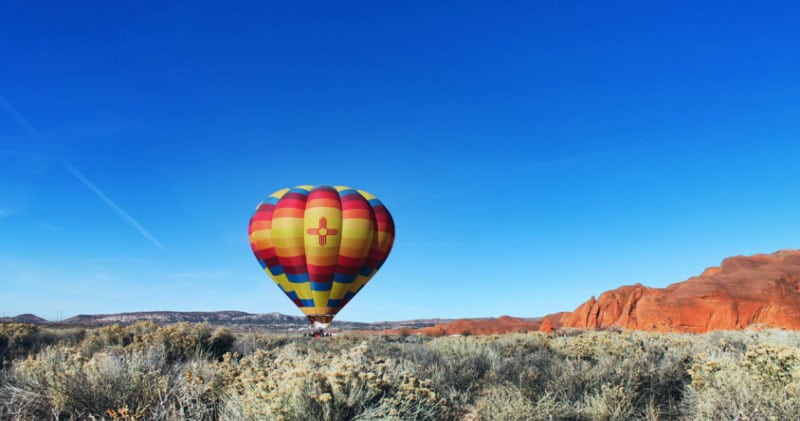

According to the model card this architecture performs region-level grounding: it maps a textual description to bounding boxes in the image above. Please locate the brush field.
[2,322,799,420]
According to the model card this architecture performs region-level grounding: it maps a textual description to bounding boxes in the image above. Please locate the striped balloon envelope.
[248,185,395,328]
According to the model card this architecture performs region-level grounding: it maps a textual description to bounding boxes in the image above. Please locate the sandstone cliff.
[558,249,800,333]
[414,250,800,335]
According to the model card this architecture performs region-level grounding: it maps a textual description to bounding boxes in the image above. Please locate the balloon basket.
[312,320,331,329]
[306,314,334,330]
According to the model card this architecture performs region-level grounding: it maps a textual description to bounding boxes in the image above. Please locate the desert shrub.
[0,343,233,420]
[425,336,498,391]
[207,328,236,361]
[550,331,693,418]
[471,384,537,420]
[403,336,498,418]
[2,344,175,419]
[4,323,800,420]
[171,353,235,420]
[580,383,636,420]
[231,331,289,356]
[221,341,444,420]
[686,341,800,419]
[0,324,85,363]
[0,325,41,362]
[77,323,147,357]
[303,331,384,354]
[488,333,552,397]
[138,323,215,363]
[146,323,210,360]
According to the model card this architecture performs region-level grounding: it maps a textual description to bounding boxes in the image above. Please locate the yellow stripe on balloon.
[329,272,376,300]
[301,306,336,316]
[356,189,376,200]
[328,282,349,301]
[303,197,342,308]
[264,272,313,301]
[269,188,290,200]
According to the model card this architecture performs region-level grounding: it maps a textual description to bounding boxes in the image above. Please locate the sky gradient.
[2,1,800,322]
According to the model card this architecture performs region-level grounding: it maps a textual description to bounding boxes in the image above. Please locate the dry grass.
[1,322,799,420]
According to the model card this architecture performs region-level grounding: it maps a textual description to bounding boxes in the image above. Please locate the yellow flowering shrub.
[221,341,443,420]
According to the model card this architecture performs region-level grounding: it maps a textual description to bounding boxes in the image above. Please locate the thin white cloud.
[0,96,167,252]
[0,97,49,148]
[61,161,167,252]
[32,219,65,232]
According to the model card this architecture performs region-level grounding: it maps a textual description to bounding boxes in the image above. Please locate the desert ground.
[2,322,799,420]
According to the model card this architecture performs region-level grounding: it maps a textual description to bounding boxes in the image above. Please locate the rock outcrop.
[415,316,543,336]
[558,249,800,333]
[412,250,800,335]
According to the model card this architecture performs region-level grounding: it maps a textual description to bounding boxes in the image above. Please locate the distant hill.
[0,313,47,324]
[1,310,448,331]
[62,310,305,326]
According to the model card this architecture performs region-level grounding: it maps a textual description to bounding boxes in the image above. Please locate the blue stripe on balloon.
[310,281,332,291]
[334,273,357,283]
[285,272,309,283]
[288,187,310,196]
[282,290,314,307]
[262,195,281,205]
[267,264,285,276]
[327,291,356,308]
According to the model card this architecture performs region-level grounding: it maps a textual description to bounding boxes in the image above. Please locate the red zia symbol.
[307,217,338,246]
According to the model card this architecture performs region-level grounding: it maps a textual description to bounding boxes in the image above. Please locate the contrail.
[0,97,49,147]
[61,161,167,252]
[0,97,168,252]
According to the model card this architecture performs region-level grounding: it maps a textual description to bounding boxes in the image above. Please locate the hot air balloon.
[248,185,395,328]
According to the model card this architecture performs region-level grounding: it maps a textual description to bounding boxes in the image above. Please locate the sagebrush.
[1,322,798,420]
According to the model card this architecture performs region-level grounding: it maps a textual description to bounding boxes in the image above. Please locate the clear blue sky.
[2,1,799,322]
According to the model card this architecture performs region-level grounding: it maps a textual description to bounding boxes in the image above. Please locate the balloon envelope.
[248,185,395,327]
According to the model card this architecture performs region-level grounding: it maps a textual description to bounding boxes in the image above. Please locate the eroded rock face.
[407,250,800,336]
[539,317,555,333]
[558,250,800,333]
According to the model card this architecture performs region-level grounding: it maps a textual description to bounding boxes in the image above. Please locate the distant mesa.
[60,311,301,326]
[0,310,446,332]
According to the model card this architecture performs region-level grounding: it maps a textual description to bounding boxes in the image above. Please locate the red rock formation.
[415,316,541,336]
[559,249,800,333]
[539,317,555,333]
[397,250,800,336]
[408,313,571,336]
